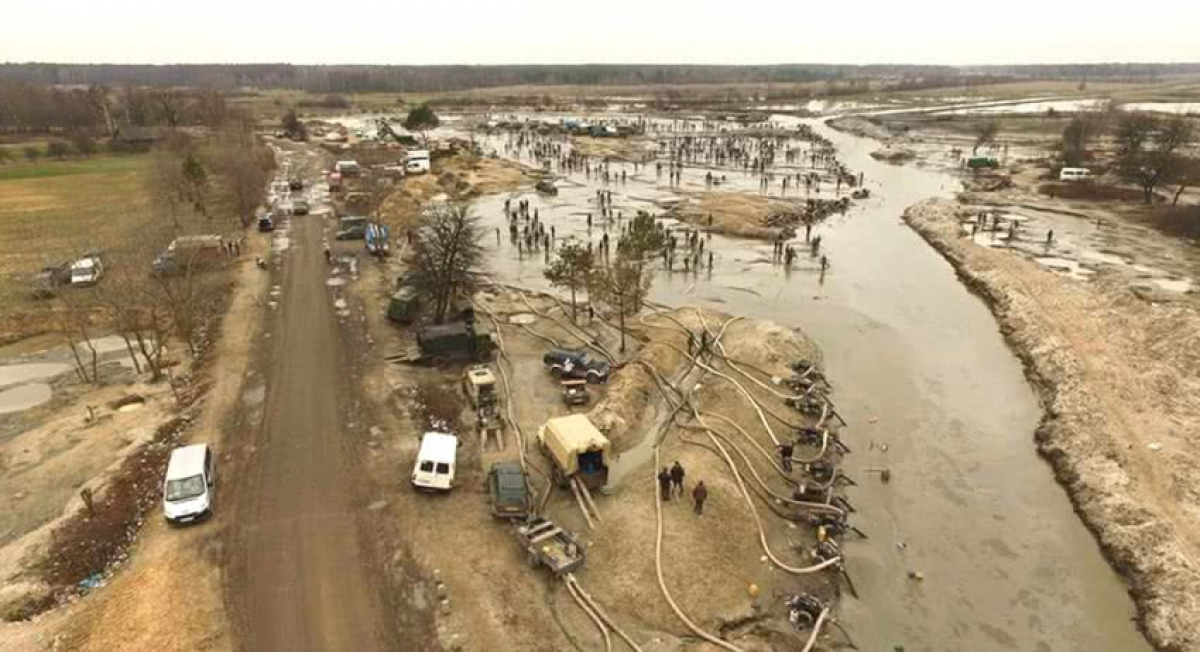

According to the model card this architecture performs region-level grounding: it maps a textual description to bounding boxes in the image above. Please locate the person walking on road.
[658,467,672,502]
[670,461,686,498]
[779,442,795,474]
[692,481,708,515]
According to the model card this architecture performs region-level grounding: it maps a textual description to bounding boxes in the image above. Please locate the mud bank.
[903,198,1200,652]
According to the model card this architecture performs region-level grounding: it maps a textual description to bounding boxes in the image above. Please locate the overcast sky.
[4,0,1199,66]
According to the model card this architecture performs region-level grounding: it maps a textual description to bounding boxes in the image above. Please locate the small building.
[110,126,161,152]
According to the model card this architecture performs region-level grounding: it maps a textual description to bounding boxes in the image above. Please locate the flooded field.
[965,204,1198,294]
[446,111,1153,651]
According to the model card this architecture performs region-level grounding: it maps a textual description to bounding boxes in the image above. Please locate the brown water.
[462,114,1151,652]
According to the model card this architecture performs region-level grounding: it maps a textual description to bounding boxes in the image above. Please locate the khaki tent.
[539,414,610,488]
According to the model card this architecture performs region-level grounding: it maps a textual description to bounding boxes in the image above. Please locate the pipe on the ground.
[566,575,645,652]
[801,608,831,652]
[564,573,612,652]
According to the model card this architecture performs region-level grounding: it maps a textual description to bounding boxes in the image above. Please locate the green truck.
[416,321,495,363]
[386,286,420,324]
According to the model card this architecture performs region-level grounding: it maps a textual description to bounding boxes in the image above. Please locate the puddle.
[0,383,53,414]
[0,362,71,387]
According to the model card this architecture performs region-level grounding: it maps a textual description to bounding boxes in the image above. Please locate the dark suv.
[487,462,530,519]
[543,349,610,383]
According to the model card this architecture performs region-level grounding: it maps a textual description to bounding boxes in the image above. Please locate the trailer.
[515,517,586,576]
[538,414,610,491]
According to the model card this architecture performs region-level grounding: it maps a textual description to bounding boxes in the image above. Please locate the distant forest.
[2,62,1196,93]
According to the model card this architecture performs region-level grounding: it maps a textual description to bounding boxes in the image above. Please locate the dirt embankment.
[904,198,1200,652]
[572,136,656,162]
[669,192,794,240]
[827,116,906,143]
[377,153,526,233]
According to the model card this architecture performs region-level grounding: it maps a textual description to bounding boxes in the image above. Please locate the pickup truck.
[543,349,610,383]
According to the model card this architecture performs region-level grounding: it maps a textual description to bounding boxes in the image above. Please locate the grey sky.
[5,0,1199,65]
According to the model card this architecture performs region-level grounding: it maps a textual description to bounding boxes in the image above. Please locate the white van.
[69,255,103,287]
[404,150,431,175]
[411,432,457,491]
[335,160,361,177]
[163,443,216,525]
[1059,167,1093,182]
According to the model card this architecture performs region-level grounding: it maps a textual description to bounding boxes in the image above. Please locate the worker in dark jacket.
[658,467,672,501]
[779,442,795,473]
[670,461,686,497]
[692,481,708,515]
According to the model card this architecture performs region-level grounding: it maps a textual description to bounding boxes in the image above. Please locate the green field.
[0,153,154,340]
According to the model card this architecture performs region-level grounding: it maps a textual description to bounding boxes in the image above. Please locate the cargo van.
[334,160,361,177]
[411,432,458,491]
[1059,167,1093,182]
[404,150,431,175]
[162,443,216,525]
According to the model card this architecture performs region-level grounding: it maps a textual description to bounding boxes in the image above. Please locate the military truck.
[386,286,420,324]
[415,321,495,363]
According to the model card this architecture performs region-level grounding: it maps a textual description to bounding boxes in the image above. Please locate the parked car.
[257,215,275,232]
[163,443,216,525]
[1059,167,1093,182]
[153,235,225,276]
[31,261,72,298]
[535,179,558,195]
[336,216,367,240]
[543,349,610,383]
[69,252,104,287]
[292,199,310,215]
[487,461,530,519]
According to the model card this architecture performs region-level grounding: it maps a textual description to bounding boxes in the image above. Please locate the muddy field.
[7,89,1198,652]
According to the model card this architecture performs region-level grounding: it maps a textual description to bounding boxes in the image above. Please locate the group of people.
[658,461,708,515]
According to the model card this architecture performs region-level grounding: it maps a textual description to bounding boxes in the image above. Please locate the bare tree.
[544,241,595,322]
[589,248,653,354]
[52,286,100,385]
[146,133,209,229]
[213,113,274,227]
[192,88,229,128]
[1170,157,1200,206]
[409,204,486,323]
[972,120,1000,155]
[153,88,189,128]
[1059,112,1107,167]
[1116,113,1195,204]
[403,104,440,147]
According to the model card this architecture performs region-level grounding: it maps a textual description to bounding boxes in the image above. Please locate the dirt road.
[225,210,390,652]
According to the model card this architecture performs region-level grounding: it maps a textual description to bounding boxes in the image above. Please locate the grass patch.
[0,152,154,341]
[0,155,146,182]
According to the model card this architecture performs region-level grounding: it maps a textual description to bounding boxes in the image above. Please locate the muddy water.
[467,116,1150,651]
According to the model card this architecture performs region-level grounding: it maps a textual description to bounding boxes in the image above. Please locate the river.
[451,113,1150,651]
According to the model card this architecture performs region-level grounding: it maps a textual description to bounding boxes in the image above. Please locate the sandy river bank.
[904,197,1200,651]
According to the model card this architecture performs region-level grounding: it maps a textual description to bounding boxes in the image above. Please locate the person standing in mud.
[658,468,673,501]
[692,481,708,516]
[779,442,794,473]
[670,461,686,498]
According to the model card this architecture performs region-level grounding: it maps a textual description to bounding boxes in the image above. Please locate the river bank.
[903,197,1200,652]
